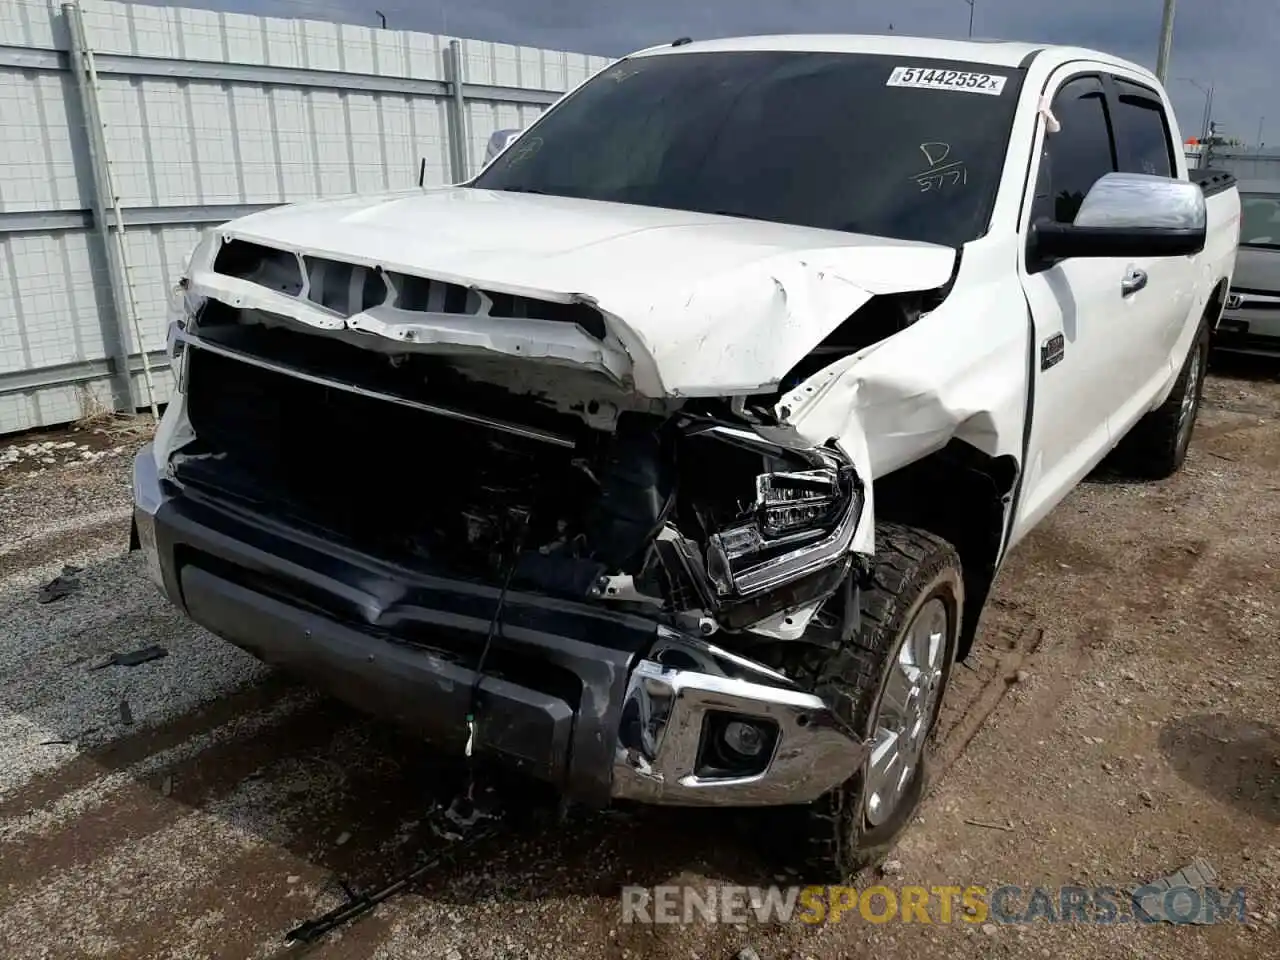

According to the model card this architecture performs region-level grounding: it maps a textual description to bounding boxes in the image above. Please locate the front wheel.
[772,523,964,882]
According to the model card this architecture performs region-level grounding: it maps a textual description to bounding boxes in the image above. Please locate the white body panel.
[208,189,956,399]
[161,33,1241,573]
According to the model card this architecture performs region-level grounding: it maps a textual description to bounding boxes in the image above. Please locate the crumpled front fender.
[771,282,1030,558]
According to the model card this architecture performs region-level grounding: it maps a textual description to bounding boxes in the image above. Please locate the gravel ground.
[0,359,1277,960]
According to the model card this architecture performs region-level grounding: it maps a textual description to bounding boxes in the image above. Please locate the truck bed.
[1191,167,1238,198]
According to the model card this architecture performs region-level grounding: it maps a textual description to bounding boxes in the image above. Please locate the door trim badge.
[1040,332,1065,371]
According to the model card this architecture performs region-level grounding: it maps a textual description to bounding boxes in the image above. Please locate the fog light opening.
[697,712,780,779]
[723,720,766,758]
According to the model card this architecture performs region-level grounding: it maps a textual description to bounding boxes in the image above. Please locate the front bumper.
[133,445,869,807]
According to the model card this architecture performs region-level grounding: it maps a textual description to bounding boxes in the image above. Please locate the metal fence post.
[444,39,470,183]
[61,1,137,414]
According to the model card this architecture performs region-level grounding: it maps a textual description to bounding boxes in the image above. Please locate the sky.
[147,0,1277,147]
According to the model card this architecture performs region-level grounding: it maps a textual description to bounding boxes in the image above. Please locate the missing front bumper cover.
[135,439,869,808]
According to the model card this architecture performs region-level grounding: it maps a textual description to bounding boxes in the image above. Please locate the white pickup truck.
[132,35,1239,880]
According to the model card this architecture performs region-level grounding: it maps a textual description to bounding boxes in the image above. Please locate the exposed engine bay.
[172,327,857,637]
[162,240,952,639]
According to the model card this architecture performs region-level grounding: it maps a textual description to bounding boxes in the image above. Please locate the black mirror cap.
[1032,221,1207,261]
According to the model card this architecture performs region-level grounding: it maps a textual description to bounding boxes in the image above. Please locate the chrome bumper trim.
[612,632,871,806]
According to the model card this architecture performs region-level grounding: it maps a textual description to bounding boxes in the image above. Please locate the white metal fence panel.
[0,0,611,435]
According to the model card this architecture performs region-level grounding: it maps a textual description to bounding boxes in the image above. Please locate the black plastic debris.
[37,567,82,603]
[90,645,168,670]
[119,699,133,725]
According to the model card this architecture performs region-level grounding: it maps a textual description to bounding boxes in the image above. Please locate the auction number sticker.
[886,66,1008,95]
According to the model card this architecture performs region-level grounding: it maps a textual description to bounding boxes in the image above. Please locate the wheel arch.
[1206,275,1231,333]
[871,439,1018,660]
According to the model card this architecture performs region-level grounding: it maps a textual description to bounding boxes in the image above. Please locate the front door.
[1011,70,1133,542]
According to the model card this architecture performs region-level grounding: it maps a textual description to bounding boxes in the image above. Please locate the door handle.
[1121,267,1148,296]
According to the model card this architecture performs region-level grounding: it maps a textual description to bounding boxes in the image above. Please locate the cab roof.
[629,34,1152,80]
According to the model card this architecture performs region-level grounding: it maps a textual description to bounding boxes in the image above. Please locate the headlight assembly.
[704,457,863,598]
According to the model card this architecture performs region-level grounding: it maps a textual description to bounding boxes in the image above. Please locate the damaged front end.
[137,232,879,806]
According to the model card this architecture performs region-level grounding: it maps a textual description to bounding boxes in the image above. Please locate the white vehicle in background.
[134,35,1239,880]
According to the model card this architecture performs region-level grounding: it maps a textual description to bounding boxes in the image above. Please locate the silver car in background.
[1217,179,1280,356]
[484,128,522,166]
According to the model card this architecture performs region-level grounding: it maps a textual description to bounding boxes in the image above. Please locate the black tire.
[771,523,964,882]
[1112,315,1210,479]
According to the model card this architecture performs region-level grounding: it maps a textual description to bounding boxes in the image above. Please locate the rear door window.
[1110,78,1175,178]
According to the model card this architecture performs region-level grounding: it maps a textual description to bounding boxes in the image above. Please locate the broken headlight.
[706,462,862,597]
[166,229,219,393]
[165,279,203,393]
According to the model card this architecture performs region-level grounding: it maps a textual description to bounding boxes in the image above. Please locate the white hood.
[205,187,957,398]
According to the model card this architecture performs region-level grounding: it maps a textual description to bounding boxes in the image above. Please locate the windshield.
[472,51,1025,249]
[1240,193,1280,248]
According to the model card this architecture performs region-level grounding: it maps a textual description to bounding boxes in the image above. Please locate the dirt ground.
[1,356,1277,960]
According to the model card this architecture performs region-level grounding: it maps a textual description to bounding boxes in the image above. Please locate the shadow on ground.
[1158,713,1280,826]
[1208,349,1280,384]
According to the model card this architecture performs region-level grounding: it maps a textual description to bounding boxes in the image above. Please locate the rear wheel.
[770,523,963,882]
[1112,315,1210,479]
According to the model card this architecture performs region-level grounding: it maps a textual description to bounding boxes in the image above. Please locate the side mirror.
[484,128,523,164]
[1032,172,1207,260]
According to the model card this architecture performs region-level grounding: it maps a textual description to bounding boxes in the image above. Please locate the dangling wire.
[464,511,531,764]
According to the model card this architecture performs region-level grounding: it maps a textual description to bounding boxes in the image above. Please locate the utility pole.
[1258,116,1265,147]
[1155,0,1176,83]
[961,0,975,38]
[1177,77,1212,145]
